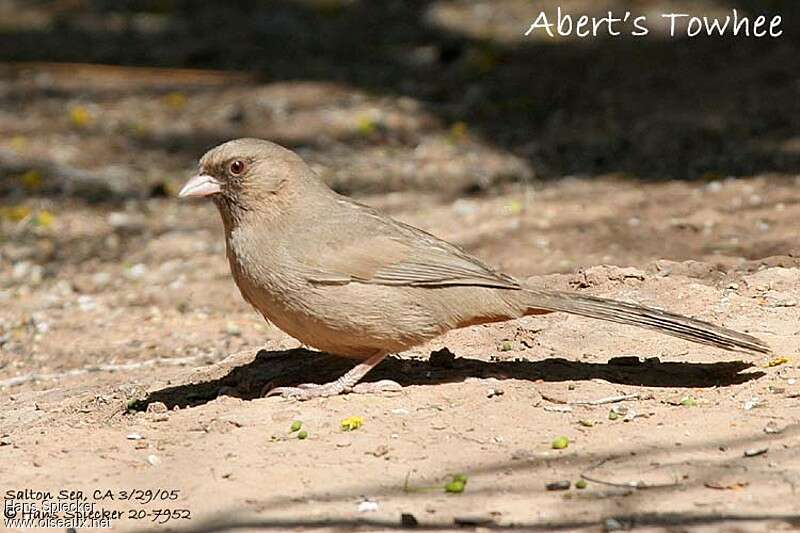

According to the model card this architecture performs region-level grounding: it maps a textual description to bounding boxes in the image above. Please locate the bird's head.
[179,138,316,224]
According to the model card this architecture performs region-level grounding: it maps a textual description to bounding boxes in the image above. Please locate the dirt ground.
[2,157,800,531]
[1,1,800,532]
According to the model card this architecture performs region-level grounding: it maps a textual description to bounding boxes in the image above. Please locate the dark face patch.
[198,156,257,215]
[203,156,256,194]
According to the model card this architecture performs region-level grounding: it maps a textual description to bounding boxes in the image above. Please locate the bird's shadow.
[129,348,763,411]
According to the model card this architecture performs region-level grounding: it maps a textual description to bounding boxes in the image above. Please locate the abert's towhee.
[179,138,770,400]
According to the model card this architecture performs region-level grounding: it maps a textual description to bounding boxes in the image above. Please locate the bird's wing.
[301,203,521,290]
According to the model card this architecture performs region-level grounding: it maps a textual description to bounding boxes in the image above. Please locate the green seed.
[452,473,468,484]
[680,396,697,407]
[578,419,594,427]
[575,479,587,489]
[289,420,302,433]
[444,480,465,493]
[500,341,513,352]
[297,430,308,440]
[608,410,619,421]
[551,436,569,449]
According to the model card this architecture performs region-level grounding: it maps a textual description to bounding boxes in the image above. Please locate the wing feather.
[302,201,520,290]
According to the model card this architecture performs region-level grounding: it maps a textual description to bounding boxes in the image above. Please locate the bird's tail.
[523,289,771,354]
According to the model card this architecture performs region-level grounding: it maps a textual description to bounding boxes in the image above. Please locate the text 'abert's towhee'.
[179,138,770,400]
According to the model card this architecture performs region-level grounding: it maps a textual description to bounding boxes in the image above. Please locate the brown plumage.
[179,138,770,399]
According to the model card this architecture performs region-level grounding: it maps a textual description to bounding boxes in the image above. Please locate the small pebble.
[146,402,168,414]
[126,263,147,280]
[77,295,97,312]
[743,398,762,410]
[369,444,389,457]
[357,499,378,513]
[743,447,768,457]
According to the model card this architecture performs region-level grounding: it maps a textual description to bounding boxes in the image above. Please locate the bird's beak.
[178,174,221,198]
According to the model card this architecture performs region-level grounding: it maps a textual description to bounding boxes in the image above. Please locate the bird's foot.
[265,379,401,400]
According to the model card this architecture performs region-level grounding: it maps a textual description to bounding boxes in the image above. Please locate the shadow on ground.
[131,347,763,410]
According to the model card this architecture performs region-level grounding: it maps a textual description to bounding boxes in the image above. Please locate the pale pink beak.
[178,174,221,198]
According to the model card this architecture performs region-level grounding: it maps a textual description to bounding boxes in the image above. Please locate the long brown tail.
[524,289,771,354]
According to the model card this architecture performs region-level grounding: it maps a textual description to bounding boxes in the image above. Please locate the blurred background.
[1,0,799,371]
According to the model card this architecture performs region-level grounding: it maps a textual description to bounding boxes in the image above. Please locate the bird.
[179,138,770,400]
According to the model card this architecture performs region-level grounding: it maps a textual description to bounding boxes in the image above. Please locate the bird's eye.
[229,160,245,175]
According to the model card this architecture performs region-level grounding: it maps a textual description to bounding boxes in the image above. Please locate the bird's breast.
[223,226,446,358]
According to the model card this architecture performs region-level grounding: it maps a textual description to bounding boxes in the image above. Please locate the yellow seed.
[766,357,789,368]
[69,105,94,128]
[35,210,55,228]
[506,199,523,215]
[355,117,376,136]
[340,416,363,431]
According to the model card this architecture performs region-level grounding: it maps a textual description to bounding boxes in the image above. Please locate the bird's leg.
[266,351,400,400]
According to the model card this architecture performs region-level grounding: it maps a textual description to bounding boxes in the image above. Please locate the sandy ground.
[0,2,799,530]
[2,176,799,532]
